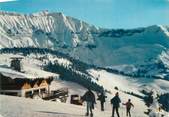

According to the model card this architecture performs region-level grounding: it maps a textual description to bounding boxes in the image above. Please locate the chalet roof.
[0,73,50,90]
[0,67,59,79]
[30,78,43,87]
[0,67,32,79]
[10,55,24,59]
[0,73,27,90]
[10,57,23,60]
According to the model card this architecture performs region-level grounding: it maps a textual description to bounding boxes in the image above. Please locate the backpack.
[111,97,115,104]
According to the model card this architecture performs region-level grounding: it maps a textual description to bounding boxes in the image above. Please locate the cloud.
[0,0,16,2]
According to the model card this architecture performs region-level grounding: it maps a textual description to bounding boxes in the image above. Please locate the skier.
[111,92,121,117]
[97,92,107,111]
[82,88,96,117]
[123,99,134,117]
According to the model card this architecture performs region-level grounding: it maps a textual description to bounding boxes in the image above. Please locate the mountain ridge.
[0,11,169,78]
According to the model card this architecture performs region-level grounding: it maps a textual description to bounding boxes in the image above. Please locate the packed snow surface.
[0,93,147,117]
[0,53,58,79]
[0,53,168,117]
[88,69,169,94]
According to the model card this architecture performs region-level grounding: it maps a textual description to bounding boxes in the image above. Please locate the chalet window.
[40,88,46,93]
[33,90,39,94]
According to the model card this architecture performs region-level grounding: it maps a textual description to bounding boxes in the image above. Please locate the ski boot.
[85,113,89,116]
[90,113,93,117]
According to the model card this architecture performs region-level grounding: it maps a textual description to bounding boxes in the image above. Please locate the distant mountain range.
[0,11,169,79]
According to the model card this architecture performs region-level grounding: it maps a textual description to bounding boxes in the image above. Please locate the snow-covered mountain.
[0,11,169,78]
[0,10,98,49]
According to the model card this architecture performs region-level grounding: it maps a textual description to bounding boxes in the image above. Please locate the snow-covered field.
[50,79,148,117]
[0,53,169,117]
[0,93,146,117]
[0,53,59,78]
[1,88,168,117]
[88,69,169,117]
[88,69,169,94]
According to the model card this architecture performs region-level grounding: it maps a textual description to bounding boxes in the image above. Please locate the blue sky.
[0,0,169,29]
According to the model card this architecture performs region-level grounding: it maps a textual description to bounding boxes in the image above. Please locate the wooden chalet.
[0,73,53,98]
[0,57,68,102]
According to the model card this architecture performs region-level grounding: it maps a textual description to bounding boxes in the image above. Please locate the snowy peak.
[0,11,169,71]
[0,11,98,48]
[0,11,169,49]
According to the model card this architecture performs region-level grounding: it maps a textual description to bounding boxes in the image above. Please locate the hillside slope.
[0,92,147,117]
[0,52,168,117]
[0,11,169,68]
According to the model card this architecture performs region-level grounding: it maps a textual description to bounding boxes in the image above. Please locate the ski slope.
[0,52,169,117]
[0,93,146,117]
[0,53,59,78]
[88,69,169,117]
[88,69,169,95]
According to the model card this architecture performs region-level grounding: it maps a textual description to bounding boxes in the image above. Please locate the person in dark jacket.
[111,92,121,117]
[123,99,134,117]
[97,92,107,111]
[82,88,96,117]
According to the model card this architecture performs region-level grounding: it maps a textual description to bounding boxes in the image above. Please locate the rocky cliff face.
[0,11,169,69]
[0,11,99,48]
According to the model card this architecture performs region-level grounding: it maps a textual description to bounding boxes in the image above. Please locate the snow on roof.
[0,67,59,79]
[0,67,31,79]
